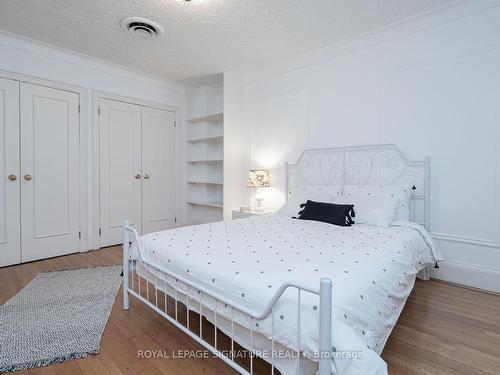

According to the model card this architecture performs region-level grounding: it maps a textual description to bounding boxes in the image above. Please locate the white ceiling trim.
[0,30,187,93]
[240,0,500,83]
[0,0,465,81]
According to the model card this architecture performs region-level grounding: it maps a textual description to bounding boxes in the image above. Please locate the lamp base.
[254,196,264,212]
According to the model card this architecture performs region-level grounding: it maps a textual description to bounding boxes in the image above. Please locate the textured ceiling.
[0,0,458,81]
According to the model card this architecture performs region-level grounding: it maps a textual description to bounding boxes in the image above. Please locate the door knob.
[134,174,141,179]
[143,174,150,180]
[8,174,17,181]
[24,174,32,181]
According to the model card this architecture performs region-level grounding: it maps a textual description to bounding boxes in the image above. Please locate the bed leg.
[318,278,332,375]
[123,220,130,310]
[417,265,431,281]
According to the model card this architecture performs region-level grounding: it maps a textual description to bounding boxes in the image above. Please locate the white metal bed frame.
[122,144,430,375]
[123,223,333,375]
[285,144,430,229]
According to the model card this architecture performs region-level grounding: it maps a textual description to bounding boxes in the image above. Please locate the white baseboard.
[431,261,500,293]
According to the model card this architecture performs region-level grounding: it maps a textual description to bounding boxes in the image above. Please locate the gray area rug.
[0,266,122,373]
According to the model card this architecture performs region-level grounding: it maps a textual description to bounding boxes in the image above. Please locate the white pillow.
[343,185,412,221]
[292,185,343,199]
[336,194,398,227]
[277,186,340,217]
[276,193,308,217]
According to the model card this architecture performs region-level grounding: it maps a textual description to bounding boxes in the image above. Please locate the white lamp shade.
[247,169,270,188]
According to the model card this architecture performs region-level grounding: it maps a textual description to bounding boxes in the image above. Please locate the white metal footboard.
[122,220,333,375]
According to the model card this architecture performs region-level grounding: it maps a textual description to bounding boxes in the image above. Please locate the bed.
[122,144,441,375]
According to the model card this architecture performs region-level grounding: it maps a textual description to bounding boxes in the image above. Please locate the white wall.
[223,73,247,220]
[224,1,500,292]
[0,31,188,250]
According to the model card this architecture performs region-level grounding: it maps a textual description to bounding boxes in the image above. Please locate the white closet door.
[99,99,142,246]
[20,83,80,262]
[141,107,176,234]
[0,78,20,267]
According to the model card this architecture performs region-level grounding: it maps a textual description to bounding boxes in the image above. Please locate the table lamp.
[247,169,270,212]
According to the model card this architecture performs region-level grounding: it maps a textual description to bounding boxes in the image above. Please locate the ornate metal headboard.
[285,144,430,228]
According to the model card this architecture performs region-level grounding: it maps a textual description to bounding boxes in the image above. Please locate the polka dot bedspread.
[132,214,441,375]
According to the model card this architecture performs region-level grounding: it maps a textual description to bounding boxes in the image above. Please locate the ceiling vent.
[121,17,164,40]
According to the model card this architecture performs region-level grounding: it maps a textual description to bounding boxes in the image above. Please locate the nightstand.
[232,209,271,219]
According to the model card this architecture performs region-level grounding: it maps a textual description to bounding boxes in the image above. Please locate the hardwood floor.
[1,247,499,375]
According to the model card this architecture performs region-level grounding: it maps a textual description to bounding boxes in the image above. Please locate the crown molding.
[240,0,500,84]
[0,30,188,93]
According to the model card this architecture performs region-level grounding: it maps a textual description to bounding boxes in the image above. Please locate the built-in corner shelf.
[186,84,224,225]
[187,200,223,208]
[188,112,223,123]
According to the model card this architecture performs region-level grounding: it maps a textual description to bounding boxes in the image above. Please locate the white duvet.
[132,214,441,375]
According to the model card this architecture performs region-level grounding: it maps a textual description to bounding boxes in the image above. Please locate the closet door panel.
[99,99,141,246]
[0,78,20,267]
[141,107,176,234]
[20,83,80,262]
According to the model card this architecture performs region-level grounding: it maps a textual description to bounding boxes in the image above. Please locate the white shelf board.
[187,159,223,163]
[187,135,223,143]
[187,180,223,185]
[187,200,223,208]
[188,112,223,123]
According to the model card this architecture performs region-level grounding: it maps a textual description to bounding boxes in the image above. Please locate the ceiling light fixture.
[121,17,164,40]
[176,0,206,5]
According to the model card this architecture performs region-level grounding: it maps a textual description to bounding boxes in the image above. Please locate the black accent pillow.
[297,200,355,226]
